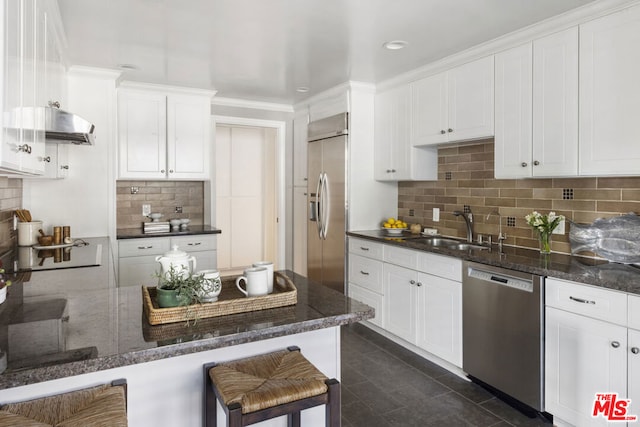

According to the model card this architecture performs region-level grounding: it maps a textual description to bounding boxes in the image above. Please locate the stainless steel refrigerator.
[307,113,347,294]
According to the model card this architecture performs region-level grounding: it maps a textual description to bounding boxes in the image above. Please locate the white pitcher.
[155,245,196,280]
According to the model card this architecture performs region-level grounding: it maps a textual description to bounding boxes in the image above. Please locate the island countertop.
[0,240,373,390]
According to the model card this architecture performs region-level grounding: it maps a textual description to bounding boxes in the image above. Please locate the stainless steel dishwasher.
[462,261,544,414]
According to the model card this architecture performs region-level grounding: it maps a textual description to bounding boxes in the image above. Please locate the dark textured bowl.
[37,235,53,246]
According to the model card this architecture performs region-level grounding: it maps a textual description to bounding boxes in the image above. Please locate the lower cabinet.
[118,234,217,287]
[545,278,638,426]
[347,239,384,327]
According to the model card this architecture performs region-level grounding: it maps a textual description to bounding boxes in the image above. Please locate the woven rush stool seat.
[204,346,340,427]
[0,379,128,427]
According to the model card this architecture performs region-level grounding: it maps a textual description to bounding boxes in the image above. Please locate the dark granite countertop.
[117,225,222,239]
[0,253,373,389]
[348,230,640,295]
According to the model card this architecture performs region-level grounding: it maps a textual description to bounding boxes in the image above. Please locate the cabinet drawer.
[348,254,383,294]
[171,235,217,252]
[348,238,383,260]
[629,294,640,330]
[348,284,383,328]
[383,245,418,270]
[118,255,161,287]
[119,238,170,258]
[546,277,627,325]
[416,252,462,282]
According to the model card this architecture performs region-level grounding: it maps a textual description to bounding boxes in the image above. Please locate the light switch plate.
[433,207,440,222]
[142,204,151,216]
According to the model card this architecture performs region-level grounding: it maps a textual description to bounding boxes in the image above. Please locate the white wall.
[23,67,120,239]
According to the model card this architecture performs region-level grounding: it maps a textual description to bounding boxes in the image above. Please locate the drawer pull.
[611,341,620,349]
[632,347,639,355]
[569,296,596,305]
[137,246,153,249]
[360,247,370,251]
[187,242,202,246]
[416,282,422,287]
[409,280,416,285]
[360,271,370,276]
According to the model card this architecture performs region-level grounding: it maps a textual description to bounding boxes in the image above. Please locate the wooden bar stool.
[0,379,128,427]
[203,346,340,427]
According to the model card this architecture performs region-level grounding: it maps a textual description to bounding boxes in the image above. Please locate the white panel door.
[532,27,578,177]
[410,73,448,146]
[383,263,416,343]
[494,43,532,179]
[545,307,627,427]
[629,329,640,418]
[2,0,23,172]
[579,5,640,175]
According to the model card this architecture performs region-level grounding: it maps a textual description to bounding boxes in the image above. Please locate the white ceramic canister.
[252,261,274,293]
[18,221,43,246]
[196,269,222,302]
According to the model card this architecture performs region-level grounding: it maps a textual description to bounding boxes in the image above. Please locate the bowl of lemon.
[381,218,408,235]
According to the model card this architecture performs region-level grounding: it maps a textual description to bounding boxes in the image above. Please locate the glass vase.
[538,231,552,254]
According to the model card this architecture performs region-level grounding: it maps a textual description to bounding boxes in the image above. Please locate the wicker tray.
[142,271,297,325]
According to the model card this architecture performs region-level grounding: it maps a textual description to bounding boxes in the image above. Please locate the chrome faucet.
[453,210,473,242]
[486,210,507,251]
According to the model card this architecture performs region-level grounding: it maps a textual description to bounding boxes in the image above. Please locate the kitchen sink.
[452,243,489,251]
[414,237,490,251]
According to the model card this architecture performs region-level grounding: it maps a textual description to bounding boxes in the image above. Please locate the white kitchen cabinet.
[579,5,640,176]
[411,55,494,146]
[374,85,437,181]
[117,85,213,180]
[495,28,578,179]
[383,263,417,342]
[347,237,384,327]
[117,235,217,287]
[42,143,68,179]
[293,109,308,187]
[544,277,638,427]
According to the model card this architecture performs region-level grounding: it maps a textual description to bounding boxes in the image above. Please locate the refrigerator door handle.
[315,173,323,239]
[321,172,330,239]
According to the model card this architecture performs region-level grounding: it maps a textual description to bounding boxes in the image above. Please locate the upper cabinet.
[495,28,579,178]
[117,85,214,180]
[411,56,494,146]
[374,85,437,181]
[579,5,640,176]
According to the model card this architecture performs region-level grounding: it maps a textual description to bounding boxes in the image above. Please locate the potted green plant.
[155,265,206,308]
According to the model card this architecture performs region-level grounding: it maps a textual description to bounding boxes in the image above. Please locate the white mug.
[252,261,274,293]
[236,267,268,297]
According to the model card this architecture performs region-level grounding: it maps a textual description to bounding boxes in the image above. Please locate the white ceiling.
[57,0,597,104]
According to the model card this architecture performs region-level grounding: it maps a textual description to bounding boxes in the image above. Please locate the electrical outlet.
[175,206,183,214]
[433,208,440,222]
[142,204,151,216]
[552,219,565,235]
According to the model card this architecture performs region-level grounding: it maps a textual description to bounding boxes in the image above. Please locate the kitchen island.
[0,237,373,426]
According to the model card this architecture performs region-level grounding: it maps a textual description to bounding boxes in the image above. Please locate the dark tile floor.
[340,323,553,427]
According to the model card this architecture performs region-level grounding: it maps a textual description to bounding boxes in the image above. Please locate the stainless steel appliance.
[463,261,544,413]
[307,113,347,294]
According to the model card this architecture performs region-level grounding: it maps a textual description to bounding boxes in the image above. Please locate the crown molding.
[211,97,293,113]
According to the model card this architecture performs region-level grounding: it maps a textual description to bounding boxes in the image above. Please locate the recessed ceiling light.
[117,64,139,71]
[383,40,408,50]
[296,87,309,93]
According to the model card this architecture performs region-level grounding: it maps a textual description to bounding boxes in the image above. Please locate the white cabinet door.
[411,73,448,146]
[383,263,416,343]
[374,85,410,181]
[42,143,68,179]
[495,43,533,179]
[532,27,578,177]
[447,56,494,143]
[166,94,210,179]
[545,307,627,426]
[293,110,308,187]
[118,90,167,179]
[629,329,640,418]
[580,5,640,175]
[416,272,462,367]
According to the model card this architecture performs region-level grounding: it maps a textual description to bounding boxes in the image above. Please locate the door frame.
[207,115,286,270]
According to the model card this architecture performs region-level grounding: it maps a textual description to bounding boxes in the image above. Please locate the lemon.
[388,218,396,225]
[383,222,391,228]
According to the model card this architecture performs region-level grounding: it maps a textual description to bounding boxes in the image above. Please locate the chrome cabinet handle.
[440,130,446,134]
[391,169,396,172]
[632,347,639,354]
[447,128,453,133]
[386,169,392,173]
[19,144,32,153]
[409,279,416,285]
[187,242,202,246]
[48,100,60,108]
[359,247,370,251]
[43,156,51,163]
[169,169,174,173]
[137,245,153,249]
[611,341,620,348]
[533,160,540,166]
[161,169,165,173]
[521,162,527,167]
[360,271,369,276]
[569,296,596,305]
[416,282,422,287]
[61,165,69,170]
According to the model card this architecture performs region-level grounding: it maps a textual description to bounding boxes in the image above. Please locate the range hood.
[44,107,95,145]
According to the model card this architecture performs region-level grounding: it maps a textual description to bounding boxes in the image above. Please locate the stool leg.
[204,364,217,427]
[288,411,301,427]
[325,379,341,427]
[228,403,242,427]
